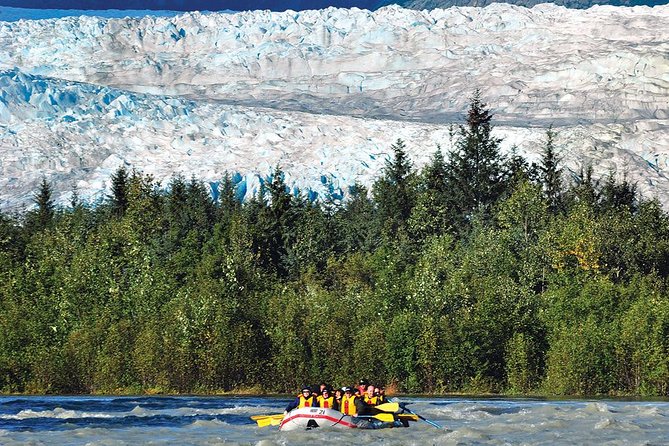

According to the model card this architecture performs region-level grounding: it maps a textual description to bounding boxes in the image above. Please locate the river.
[1,395,667,445]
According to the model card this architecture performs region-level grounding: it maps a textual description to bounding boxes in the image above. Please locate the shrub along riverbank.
[1,93,668,396]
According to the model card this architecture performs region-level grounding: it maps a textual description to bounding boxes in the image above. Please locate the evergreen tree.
[507,146,537,186]
[409,147,452,240]
[372,139,416,239]
[540,127,563,213]
[218,172,241,225]
[267,166,292,223]
[336,182,379,253]
[255,165,294,276]
[70,184,81,210]
[599,172,637,213]
[109,165,130,218]
[186,176,216,236]
[566,164,599,210]
[445,90,507,228]
[31,177,55,230]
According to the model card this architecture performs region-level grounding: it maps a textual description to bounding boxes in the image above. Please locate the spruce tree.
[567,164,599,210]
[336,182,379,253]
[186,176,216,234]
[32,177,55,230]
[599,172,637,213]
[409,146,452,240]
[218,172,241,225]
[445,90,506,228]
[109,165,129,217]
[258,165,294,276]
[540,127,563,213]
[372,139,416,238]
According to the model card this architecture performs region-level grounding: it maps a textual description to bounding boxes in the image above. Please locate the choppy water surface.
[1,395,668,445]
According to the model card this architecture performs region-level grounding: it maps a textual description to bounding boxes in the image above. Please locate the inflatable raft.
[279,407,411,431]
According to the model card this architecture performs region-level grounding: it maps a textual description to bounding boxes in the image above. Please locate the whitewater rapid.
[1,395,668,445]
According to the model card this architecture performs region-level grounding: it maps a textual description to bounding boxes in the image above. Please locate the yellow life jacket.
[364,394,379,406]
[298,394,315,408]
[340,395,358,415]
[317,395,334,409]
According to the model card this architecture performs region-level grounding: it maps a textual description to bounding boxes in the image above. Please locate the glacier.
[1,4,669,209]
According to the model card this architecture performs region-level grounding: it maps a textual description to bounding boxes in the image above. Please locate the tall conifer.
[446,90,506,227]
[109,165,129,217]
[32,177,55,230]
[540,127,563,213]
[372,139,416,238]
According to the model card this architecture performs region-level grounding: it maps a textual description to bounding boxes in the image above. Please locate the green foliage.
[505,332,541,394]
[409,148,453,241]
[616,276,669,396]
[3,94,669,397]
[335,183,379,253]
[542,317,618,395]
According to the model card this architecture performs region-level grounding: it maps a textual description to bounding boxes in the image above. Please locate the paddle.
[250,414,283,421]
[397,402,445,429]
[251,413,283,421]
[359,412,396,422]
[256,416,283,427]
[374,402,400,413]
[397,413,419,422]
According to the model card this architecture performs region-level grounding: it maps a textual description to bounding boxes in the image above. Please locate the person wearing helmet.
[284,386,318,414]
[317,387,334,409]
[357,378,368,396]
[339,386,366,416]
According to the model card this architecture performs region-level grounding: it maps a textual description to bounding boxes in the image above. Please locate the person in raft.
[317,387,335,409]
[357,378,368,396]
[339,386,369,416]
[284,386,318,414]
[363,384,379,406]
[374,385,387,404]
[333,388,343,411]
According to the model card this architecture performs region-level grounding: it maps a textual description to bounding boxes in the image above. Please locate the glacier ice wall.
[1,4,669,209]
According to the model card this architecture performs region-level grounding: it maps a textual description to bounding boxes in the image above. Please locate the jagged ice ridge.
[0,4,668,209]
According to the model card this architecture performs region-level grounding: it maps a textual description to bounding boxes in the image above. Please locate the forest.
[1,93,668,396]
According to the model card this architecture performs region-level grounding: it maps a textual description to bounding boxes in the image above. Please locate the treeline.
[1,92,668,396]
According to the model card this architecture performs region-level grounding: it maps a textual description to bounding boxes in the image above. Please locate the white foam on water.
[585,402,615,414]
[0,403,267,420]
[594,417,642,431]
[2,398,669,445]
[637,406,666,418]
[0,407,118,420]
[186,418,229,428]
[426,402,495,420]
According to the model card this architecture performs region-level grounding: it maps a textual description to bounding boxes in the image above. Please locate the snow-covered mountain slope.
[1,4,669,209]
